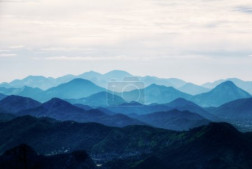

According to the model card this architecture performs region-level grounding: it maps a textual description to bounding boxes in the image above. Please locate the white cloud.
[0,0,252,82]
[0,53,16,57]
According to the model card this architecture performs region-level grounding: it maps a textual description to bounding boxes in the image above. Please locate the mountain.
[1,116,252,169]
[103,70,132,79]
[68,92,126,107]
[105,123,252,169]
[74,104,93,110]
[122,84,192,104]
[19,98,144,127]
[0,144,96,169]
[0,113,16,123]
[192,81,251,107]
[0,95,41,113]
[105,98,215,121]
[210,98,252,131]
[0,75,76,90]
[0,93,6,100]
[202,78,252,94]
[139,76,186,89]
[178,83,209,95]
[0,79,105,102]
[0,115,176,156]
[0,86,44,101]
[165,98,217,120]
[137,109,209,131]
[2,75,55,90]
[42,78,105,101]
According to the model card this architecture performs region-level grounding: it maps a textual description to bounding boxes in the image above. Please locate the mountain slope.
[68,92,126,107]
[104,123,252,169]
[202,78,252,94]
[0,95,41,113]
[137,109,209,131]
[0,116,176,156]
[192,81,251,107]
[105,98,215,121]
[0,144,96,169]
[123,84,192,104]
[42,78,105,101]
[19,98,144,127]
[0,93,6,101]
[0,86,44,101]
[210,98,252,131]
[178,83,209,95]
[1,116,252,169]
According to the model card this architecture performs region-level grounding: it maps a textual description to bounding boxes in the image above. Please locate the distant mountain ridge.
[1,70,252,96]
[192,81,251,107]
[202,78,252,94]
[122,84,192,104]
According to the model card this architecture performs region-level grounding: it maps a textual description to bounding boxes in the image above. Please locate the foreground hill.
[1,117,252,169]
[192,81,251,107]
[0,116,177,157]
[0,144,96,169]
[104,123,252,169]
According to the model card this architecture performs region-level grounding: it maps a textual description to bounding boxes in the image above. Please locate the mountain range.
[1,70,252,95]
[1,116,252,169]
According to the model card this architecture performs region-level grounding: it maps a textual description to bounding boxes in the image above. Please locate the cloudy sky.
[0,0,252,84]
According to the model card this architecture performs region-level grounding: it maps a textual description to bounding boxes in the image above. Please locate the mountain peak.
[217,80,236,87]
[104,70,132,77]
[68,78,93,84]
[79,71,102,77]
[44,98,70,106]
[168,98,195,106]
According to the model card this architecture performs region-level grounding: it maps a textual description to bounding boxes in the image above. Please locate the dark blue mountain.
[107,123,252,169]
[74,104,93,110]
[19,98,144,127]
[105,98,214,121]
[210,98,252,131]
[192,81,251,107]
[0,113,16,123]
[0,144,96,169]
[137,109,209,131]
[165,98,217,120]
[0,93,6,101]
[0,95,41,113]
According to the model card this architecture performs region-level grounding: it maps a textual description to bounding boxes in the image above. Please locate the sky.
[0,0,252,84]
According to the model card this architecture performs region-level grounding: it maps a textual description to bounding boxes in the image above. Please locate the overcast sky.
[0,0,252,84]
